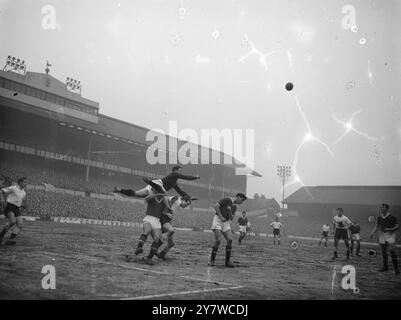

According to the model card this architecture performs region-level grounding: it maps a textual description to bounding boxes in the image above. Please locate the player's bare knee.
[142,224,151,235]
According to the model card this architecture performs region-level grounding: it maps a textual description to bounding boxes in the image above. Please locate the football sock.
[225,240,232,263]
[136,234,147,250]
[0,227,8,240]
[9,233,17,240]
[211,246,219,262]
[391,251,398,271]
[147,241,159,259]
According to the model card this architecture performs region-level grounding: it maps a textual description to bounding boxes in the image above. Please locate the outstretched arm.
[174,184,189,198]
[114,187,136,197]
[174,172,200,181]
[1,186,14,196]
[1,187,14,204]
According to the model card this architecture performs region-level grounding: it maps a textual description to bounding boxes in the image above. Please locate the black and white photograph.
[0,0,400,303]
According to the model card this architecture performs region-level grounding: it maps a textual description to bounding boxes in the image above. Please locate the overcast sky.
[1,0,400,202]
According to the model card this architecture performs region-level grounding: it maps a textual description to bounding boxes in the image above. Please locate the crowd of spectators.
[1,158,268,210]
[1,158,148,196]
[25,190,143,222]
[23,190,215,230]
[4,158,363,238]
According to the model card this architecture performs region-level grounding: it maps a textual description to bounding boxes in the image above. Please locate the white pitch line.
[98,293,131,298]
[38,251,240,286]
[180,275,238,287]
[110,261,169,275]
[120,285,244,300]
[40,251,169,275]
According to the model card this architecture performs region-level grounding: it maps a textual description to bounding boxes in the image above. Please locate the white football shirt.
[270,221,282,230]
[2,185,26,207]
[333,215,351,229]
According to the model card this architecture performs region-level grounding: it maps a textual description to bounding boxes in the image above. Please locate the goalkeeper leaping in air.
[114,165,200,198]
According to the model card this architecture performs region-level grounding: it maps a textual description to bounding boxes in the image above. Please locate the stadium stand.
[21,189,214,230]
[0,157,143,195]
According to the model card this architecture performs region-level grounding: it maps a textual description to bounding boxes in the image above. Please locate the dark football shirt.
[145,198,166,219]
[160,207,173,225]
[161,172,199,197]
[377,214,398,232]
[216,198,237,220]
[349,224,361,234]
[238,217,248,226]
